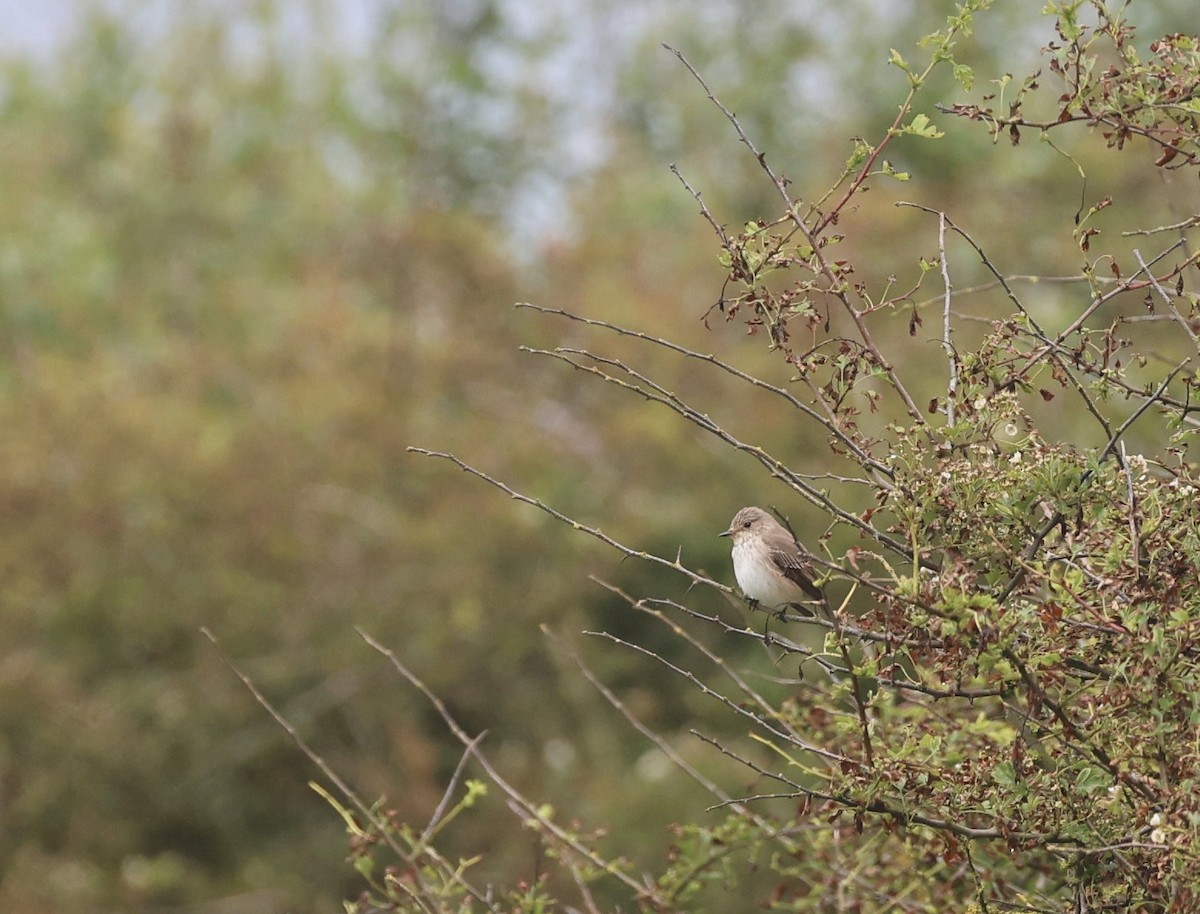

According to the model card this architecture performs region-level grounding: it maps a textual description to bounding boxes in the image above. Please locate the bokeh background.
[1,1,1197,911]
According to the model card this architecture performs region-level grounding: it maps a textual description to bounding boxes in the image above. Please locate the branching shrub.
[231,3,1200,911]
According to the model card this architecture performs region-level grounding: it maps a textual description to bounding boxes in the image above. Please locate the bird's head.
[719,506,772,541]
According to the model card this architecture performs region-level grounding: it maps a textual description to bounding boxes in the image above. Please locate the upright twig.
[356,627,670,907]
[1133,247,1200,351]
[201,628,499,914]
[939,212,958,427]
[665,44,928,423]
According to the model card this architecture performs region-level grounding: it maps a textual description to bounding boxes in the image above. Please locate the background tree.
[1,1,1198,912]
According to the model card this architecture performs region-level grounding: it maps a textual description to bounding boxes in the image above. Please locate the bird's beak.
[718,529,731,538]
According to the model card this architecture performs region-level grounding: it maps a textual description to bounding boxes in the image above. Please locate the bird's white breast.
[731,539,809,608]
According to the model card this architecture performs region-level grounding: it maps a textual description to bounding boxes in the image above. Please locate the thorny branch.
[514,301,893,478]
[665,44,928,423]
[356,627,671,908]
[519,345,909,558]
[203,628,499,914]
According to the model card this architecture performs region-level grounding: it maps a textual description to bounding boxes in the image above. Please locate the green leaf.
[844,138,873,172]
[906,114,945,139]
[353,855,375,877]
[992,761,1018,787]
[1075,766,1109,795]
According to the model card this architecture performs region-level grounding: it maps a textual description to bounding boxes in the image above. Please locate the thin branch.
[544,625,747,812]
[964,842,992,914]
[1117,442,1142,571]
[1097,358,1191,466]
[898,202,1114,440]
[566,862,604,914]
[657,585,943,649]
[1039,241,1195,361]
[420,730,488,844]
[409,447,934,638]
[662,44,802,224]
[1122,214,1200,237]
[665,44,928,423]
[939,211,958,426]
[201,628,496,914]
[1133,247,1200,351]
[202,630,405,861]
[691,732,1064,844]
[592,580,822,749]
[819,598,876,767]
[517,347,912,560]
[668,163,729,246]
[407,447,728,593]
[514,301,893,479]
[583,627,857,768]
[912,273,1116,311]
[937,104,1200,170]
[557,639,824,908]
[356,627,668,907]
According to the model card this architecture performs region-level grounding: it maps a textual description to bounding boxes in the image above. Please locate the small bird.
[720,506,823,610]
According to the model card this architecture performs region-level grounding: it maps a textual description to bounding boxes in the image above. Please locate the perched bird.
[719,506,822,610]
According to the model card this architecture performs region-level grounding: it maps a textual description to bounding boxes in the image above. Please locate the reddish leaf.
[1155,143,1179,167]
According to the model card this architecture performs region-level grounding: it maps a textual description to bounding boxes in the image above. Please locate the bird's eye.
[743,520,752,528]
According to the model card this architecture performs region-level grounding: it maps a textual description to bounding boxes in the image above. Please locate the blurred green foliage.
[1,1,1197,912]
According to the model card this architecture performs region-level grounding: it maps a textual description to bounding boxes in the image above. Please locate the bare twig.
[420,730,488,844]
[514,301,893,479]
[583,627,856,768]
[1117,442,1142,570]
[544,625,744,809]
[668,163,729,246]
[819,598,876,767]
[661,592,942,650]
[691,731,1065,843]
[1122,214,1200,237]
[661,44,802,224]
[1039,240,1194,361]
[939,211,958,426]
[1133,247,1200,351]
[592,580,821,744]
[665,44,928,423]
[964,842,992,914]
[201,628,497,914]
[517,347,911,560]
[407,447,728,592]
[356,627,668,907]
[898,202,1114,440]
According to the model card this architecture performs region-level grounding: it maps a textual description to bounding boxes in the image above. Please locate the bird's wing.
[769,546,823,601]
